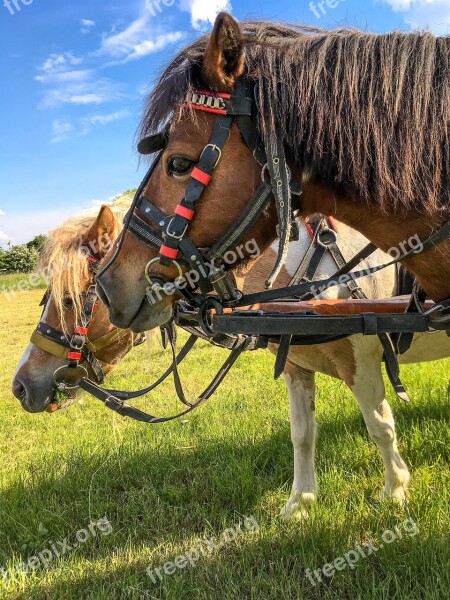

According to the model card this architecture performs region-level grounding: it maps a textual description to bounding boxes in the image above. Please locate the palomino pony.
[13,201,450,518]
[12,199,146,413]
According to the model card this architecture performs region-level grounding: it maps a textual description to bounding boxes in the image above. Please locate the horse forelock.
[140,21,449,216]
[39,196,132,332]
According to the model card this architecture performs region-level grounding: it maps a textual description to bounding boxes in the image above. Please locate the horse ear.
[202,12,244,91]
[85,205,116,255]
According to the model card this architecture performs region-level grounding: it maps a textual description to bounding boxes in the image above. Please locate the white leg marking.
[280,368,317,520]
[351,347,410,502]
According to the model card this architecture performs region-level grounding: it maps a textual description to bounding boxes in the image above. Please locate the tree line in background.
[0,235,46,273]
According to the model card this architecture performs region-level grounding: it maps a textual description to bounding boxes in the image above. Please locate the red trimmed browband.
[68,352,82,361]
[182,90,232,115]
[160,245,179,259]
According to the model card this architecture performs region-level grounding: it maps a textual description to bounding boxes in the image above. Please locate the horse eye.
[63,296,74,308]
[168,156,194,177]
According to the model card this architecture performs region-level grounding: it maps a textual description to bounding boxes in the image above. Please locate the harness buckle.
[69,334,85,351]
[165,216,189,241]
[200,144,222,169]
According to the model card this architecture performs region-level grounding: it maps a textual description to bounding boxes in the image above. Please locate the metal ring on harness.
[199,297,224,336]
[145,257,184,293]
[53,364,88,391]
[316,228,338,248]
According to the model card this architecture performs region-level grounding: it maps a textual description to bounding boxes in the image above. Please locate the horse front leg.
[350,346,411,502]
[280,364,317,520]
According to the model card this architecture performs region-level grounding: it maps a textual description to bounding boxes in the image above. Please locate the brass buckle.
[200,144,222,169]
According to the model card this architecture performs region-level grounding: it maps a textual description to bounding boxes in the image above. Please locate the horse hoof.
[380,486,408,504]
[280,492,316,521]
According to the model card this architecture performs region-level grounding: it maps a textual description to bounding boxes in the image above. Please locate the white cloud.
[36,51,125,108]
[50,110,130,143]
[81,18,96,34]
[51,119,74,143]
[382,0,450,34]
[39,78,125,109]
[38,53,83,76]
[0,208,87,245]
[0,209,6,216]
[35,69,94,84]
[100,13,184,64]
[80,109,130,128]
[181,0,232,30]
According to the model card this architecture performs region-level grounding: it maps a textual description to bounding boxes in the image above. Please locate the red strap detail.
[160,245,179,259]
[68,352,82,361]
[191,167,212,186]
[306,223,315,241]
[175,205,195,220]
[87,256,97,263]
[74,327,88,335]
[328,216,338,233]
[182,103,228,116]
[93,304,99,312]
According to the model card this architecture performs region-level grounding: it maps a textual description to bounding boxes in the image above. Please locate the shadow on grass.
[0,394,448,600]
[8,520,450,600]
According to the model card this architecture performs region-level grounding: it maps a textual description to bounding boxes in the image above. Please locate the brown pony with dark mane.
[97,13,450,332]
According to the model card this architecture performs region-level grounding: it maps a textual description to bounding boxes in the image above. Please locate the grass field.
[0,280,449,599]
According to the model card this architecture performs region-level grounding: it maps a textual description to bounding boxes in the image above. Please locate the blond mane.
[39,192,134,332]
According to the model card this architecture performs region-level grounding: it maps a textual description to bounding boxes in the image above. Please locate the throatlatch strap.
[265,128,294,289]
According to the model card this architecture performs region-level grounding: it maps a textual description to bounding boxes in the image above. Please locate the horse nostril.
[12,380,27,403]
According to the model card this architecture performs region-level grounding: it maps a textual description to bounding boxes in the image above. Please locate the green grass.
[0,286,449,599]
[0,272,47,301]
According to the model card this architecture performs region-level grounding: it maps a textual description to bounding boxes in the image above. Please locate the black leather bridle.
[32,255,145,395]
[97,77,302,310]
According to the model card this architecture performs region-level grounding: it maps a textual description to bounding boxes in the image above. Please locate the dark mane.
[139,22,450,215]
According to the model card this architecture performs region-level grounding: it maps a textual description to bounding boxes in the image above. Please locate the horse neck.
[299,179,450,302]
[239,217,397,298]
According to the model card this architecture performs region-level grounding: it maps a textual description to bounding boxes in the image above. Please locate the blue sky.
[0,0,449,244]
